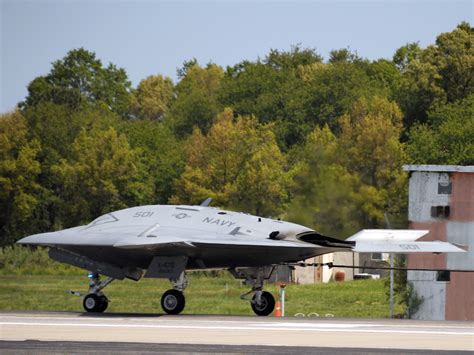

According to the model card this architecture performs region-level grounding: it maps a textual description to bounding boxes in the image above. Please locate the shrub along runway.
[0,311,472,352]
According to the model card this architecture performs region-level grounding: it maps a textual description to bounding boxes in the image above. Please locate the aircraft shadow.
[78,312,257,318]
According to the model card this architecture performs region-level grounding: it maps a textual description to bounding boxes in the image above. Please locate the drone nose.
[16,231,64,246]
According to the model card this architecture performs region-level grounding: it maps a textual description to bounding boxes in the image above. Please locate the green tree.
[366,59,402,95]
[52,127,153,226]
[22,103,123,231]
[296,61,389,132]
[338,97,407,227]
[23,103,118,165]
[132,75,174,120]
[264,46,323,70]
[20,48,133,116]
[168,62,224,136]
[288,97,407,237]
[393,42,422,71]
[0,112,42,246]
[221,46,397,148]
[395,22,473,127]
[118,120,185,204]
[408,94,474,165]
[220,61,285,122]
[434,22,473,103]
[329,48,363,64]
[170,108,290,216]
[229,128,290,216]
[286,126,360,237]
[219,47,323,148]
[23,103,75,167]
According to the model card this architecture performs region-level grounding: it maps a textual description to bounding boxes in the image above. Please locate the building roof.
[403,164,474,173]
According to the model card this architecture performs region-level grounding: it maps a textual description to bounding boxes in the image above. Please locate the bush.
[0,245,83,275]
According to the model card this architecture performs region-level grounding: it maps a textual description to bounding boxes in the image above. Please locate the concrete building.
[292,252,359,284]
[404,165,474,321]
[270,252,359,284]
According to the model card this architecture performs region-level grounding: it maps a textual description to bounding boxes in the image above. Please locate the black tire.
[97,295,109,312]
[251,291,275,316]
[161,289,185,315]
[83,294,102,313]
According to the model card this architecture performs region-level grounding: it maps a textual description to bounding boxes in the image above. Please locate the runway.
[1,311,473,353]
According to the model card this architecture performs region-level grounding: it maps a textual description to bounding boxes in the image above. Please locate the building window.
[436,270,450,282]
[371,253,389,261]
[371,253,384,261]
[438,174,452,194]
[431,205,450,218]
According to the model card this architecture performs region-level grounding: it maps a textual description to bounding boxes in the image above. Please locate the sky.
[1,0,472,113]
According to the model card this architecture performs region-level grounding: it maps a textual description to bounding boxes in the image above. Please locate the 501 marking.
[133,211,154,218]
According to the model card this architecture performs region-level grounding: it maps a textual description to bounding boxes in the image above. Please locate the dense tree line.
[1,23,472,246]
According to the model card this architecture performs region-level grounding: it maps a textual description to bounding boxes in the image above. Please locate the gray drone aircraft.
[17,199,464,316]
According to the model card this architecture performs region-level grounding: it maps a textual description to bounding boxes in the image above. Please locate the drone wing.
[347,229,466,253]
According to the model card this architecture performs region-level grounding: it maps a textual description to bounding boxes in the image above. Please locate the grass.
[0,246,405,317]
[0,273,404,317]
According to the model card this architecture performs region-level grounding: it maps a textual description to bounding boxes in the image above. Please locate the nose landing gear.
[82,273,115,313]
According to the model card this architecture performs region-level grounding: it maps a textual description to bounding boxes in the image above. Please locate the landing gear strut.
[229,267,276,316]
[161,271,187,315]
[83,273,115,313]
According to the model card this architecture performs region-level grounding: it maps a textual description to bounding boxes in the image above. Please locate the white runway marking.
[1,320,473,335]
[1,315,473,329]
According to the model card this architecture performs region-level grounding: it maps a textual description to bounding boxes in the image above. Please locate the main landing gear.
[230,267,276,316]
[158,269,276,316]
[250,291,276,316]
[160,271,188,315]
[82,273,115,313]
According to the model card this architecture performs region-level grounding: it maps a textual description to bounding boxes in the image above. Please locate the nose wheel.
[83,294,109,313]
